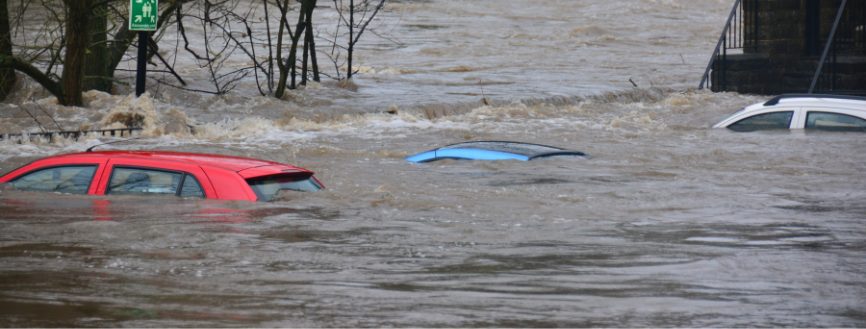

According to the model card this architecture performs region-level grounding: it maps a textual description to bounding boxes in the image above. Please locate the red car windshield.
[246,173,322,201]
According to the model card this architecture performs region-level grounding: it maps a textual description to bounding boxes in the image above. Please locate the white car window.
[805,112,866,131]
[728,111,794,131]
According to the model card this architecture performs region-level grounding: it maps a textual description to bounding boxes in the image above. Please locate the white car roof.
[761,94,866,109]
[714,94,866,128]
[738,94,866,114]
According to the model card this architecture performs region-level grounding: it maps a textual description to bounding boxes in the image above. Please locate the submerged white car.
[714,94,866,132]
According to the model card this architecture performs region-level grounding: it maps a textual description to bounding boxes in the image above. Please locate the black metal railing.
[0,128,142,144]
[699,0,759,91]
[832,0,866,55]
[811,0,865,94]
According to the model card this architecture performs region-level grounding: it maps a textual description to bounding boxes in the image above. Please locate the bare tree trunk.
[84,0,111,92]
[275,0,312,96]
[347,0,353,79]
[306,0,319,82]
[0,0,16,100]
[301,0,318,86]
[263,0,274,93]
[274,0,291,98]
[60,0,92,106]
[289,3,307,90]
[339,0,384,80]
[301,0,319,85]
[301,29,309,85]
[0,56,63,100]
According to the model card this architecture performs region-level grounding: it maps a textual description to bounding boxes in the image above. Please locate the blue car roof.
[406,141,587,163]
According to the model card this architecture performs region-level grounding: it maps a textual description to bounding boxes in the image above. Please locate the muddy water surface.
[1,0,866,327]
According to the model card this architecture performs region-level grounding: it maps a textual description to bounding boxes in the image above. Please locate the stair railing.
[699,0,758,91]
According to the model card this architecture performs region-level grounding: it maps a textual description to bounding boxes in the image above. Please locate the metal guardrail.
[699,0,758,91]
[0,128,142,143]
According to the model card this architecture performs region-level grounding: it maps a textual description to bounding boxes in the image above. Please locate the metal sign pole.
[136,32,147,97]
[129,0,158,97]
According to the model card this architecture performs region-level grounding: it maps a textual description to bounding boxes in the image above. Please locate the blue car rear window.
[439,141,565,156]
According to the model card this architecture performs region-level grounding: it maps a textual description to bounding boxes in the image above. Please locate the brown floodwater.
[1,0,865,327]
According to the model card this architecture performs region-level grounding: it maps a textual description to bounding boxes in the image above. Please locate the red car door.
[0,155,108,195]
[95,158,216,198]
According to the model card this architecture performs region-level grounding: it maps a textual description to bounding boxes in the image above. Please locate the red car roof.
[51,150,305,172]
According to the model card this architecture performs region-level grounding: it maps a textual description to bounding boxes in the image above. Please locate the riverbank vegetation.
[0,0,387,106]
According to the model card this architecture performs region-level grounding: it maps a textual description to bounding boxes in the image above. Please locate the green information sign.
[129,0,158,31]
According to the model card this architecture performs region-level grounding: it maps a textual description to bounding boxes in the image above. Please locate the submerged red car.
[0,150,323,202]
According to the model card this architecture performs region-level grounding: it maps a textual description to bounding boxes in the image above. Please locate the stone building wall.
[712,0,866,95]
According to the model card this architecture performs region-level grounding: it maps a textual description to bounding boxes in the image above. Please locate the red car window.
[7,165,97,194]
[107,167,183,195]
[180,174,205,198]
[105,167,205,198]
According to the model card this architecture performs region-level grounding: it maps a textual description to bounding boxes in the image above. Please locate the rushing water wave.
[2,0,866,327]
